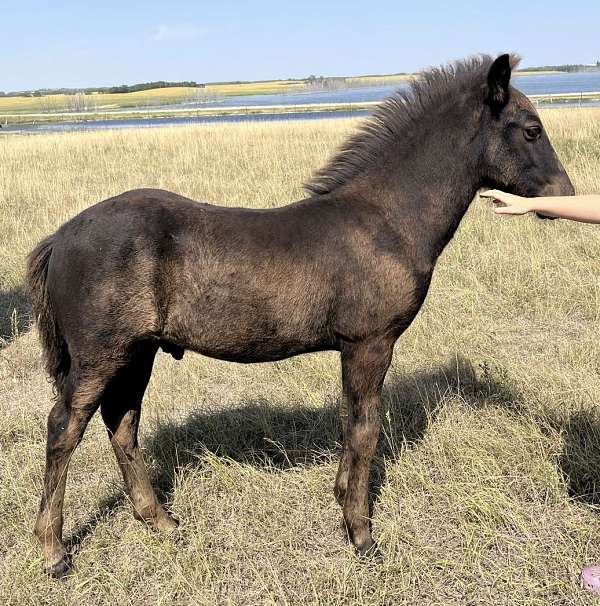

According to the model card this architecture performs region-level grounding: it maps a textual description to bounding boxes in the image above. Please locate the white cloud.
[152,24,202,42]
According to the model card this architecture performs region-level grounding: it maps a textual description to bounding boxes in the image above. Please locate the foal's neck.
[353,109,482,270]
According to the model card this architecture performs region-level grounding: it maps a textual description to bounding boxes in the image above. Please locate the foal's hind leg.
[100,344,177,532]
[338,337,393,557]
[34,369,109,577]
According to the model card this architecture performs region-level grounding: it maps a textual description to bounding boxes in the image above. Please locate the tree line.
[521,62,600,73]
[0,81,205,98]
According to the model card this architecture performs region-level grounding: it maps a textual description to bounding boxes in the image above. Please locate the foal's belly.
[169,331,335,364]
[193,339,334,363]
[163,293,335,363]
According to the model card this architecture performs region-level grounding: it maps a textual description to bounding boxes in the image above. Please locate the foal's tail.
[26,234,70,394]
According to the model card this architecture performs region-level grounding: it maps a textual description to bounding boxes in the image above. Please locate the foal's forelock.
[305,54,521,197]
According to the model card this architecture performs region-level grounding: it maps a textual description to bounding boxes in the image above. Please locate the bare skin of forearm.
[530,195,600,223]
[480,190,600,224]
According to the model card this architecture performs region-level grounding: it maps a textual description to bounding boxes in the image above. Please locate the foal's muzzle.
[535,173,575,220]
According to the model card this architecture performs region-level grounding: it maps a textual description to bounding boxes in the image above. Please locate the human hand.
[480,189,534,216]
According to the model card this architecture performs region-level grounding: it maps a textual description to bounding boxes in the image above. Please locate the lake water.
[4,71,600,135]
[159,71,600,109]
[4,110,367,134]
[513,71,600,95]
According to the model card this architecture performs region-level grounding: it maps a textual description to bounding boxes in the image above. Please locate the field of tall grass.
[1,110,600,605]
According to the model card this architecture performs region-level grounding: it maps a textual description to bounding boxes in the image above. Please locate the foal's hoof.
[155,513,179,533]
[135,507,179,533]
[355,540,384,563]
[45,557,71,579]
[145,512,180,539]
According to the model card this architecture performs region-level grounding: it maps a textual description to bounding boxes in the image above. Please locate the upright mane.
[305,54,520,197]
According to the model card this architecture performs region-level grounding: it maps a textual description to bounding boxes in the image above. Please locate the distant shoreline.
[5,64,598,98]
[2,71,600,130]
[2,68,595,111]
[3,92,600,133]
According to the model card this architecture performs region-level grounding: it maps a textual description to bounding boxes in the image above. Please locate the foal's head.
[479,54,574,203]
[306,53,574,211]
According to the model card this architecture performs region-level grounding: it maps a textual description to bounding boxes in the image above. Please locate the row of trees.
[522,62,600,73]
[0,81,205,98]
[102,80,204,94]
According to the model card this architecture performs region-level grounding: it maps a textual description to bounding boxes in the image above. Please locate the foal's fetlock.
[35,521,70,577]
[38,540,70,578]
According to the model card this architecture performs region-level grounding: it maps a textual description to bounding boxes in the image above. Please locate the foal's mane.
[305,54,520,197]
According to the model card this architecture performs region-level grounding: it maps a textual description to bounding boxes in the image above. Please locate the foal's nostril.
[558,171,575,196]
[540,173,575,197]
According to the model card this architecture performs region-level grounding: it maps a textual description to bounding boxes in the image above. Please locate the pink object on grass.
[581,566,600,595]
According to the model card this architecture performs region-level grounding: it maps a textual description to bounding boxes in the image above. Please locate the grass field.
[1,110,600,605]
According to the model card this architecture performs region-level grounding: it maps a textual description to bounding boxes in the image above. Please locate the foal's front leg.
[338,338,393,556]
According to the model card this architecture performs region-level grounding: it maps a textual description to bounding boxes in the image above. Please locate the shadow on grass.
[62,355,524,555]
[55,353,600,560]
[146,355,519,486]
[63,493,125,559]
[554,409,600,507]
[0,285,31,346]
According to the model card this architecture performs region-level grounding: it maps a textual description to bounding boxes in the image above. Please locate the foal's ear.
[485,53,512,114]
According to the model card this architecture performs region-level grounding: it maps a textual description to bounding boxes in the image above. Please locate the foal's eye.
[524,125,542,142]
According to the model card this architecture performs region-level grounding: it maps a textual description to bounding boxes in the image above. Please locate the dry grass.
[1,109,600,605]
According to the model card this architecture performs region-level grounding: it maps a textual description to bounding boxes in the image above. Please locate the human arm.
[480,190,600,224]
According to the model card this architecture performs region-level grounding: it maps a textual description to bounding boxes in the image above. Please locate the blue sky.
[2,0,598,91]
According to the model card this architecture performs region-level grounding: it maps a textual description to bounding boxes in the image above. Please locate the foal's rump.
[37,188,337,363]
